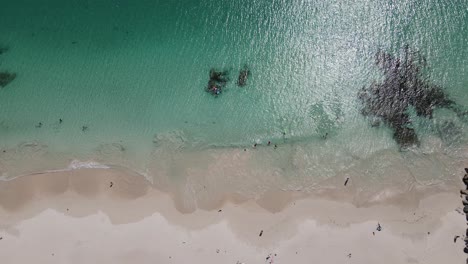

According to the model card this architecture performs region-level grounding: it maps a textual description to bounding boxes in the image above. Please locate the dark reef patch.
[0,72,16,88]
[359,46,455,148]
[206,68,229,96]
[0,45,16,88]
[0,46,8,55]
[237,65,250,87]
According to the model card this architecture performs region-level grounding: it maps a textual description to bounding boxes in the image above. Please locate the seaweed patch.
[359,46,455,148]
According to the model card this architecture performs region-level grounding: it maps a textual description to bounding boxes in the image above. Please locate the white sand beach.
[0,168,466,264]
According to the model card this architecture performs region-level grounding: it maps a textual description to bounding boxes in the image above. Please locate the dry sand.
[0,168,466,264]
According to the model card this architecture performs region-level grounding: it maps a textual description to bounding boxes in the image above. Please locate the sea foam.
[66,160,110,170]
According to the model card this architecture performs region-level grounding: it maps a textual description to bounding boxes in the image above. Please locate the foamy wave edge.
[0,160,110,181]
[46,160,151,183]
[41,160,111,174]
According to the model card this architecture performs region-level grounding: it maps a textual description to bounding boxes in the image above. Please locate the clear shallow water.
[0,0,467,200]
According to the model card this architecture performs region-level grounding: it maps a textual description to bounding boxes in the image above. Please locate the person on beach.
[377,223,382,231]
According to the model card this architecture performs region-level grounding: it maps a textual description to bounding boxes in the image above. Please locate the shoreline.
[1,138,466,212]
[0,168,466,263]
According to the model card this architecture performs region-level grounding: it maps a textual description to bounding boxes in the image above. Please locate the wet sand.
[0,168,465,264]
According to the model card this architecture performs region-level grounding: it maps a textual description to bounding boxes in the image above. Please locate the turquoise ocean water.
[0,0,467,203]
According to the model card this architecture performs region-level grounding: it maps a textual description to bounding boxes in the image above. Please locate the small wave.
[0,160,111,181]
[66,160,110,170]
[41,160,110,174]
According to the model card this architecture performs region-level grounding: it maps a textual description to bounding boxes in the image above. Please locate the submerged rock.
[206,68,229,96]
[359,46,454,148]
[0,72,16,88]
[393,125,418,148]
[210,69,229,83]
[237,65,250,87]
[0,45,8,55]
[462,173,468,185]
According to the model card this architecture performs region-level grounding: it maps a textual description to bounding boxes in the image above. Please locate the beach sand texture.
[0,168,466,264]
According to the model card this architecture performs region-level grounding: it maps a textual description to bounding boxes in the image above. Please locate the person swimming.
[208,85,221,95]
